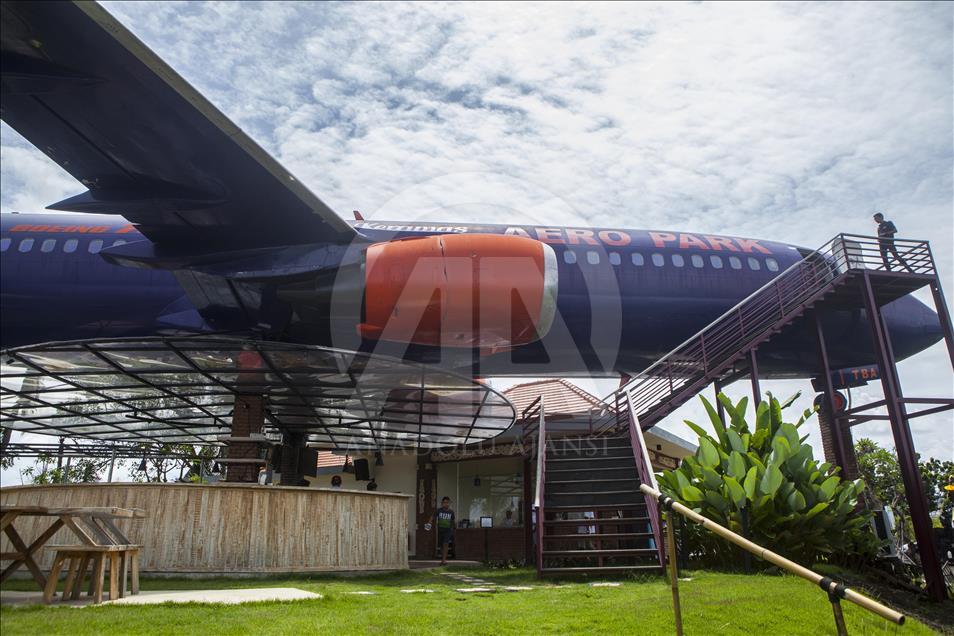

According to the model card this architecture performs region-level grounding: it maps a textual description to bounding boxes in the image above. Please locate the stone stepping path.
[590,582,621,588]
[399,589,435,593]
[438,571,537,593]
[347,591,377,595]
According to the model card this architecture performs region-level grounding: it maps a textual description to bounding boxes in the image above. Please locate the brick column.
[224,394,265,482]
[816,396,858,479]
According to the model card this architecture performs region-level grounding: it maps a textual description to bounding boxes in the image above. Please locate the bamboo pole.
[665,512,684,636]
[640,484,905,626]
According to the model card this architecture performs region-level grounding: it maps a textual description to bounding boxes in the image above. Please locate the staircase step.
[545,504,647,513]
[543,532,654,540]
[543,549,659,557]
[547,447,634,459]
[546,456,635,464]
[544,516,649,525]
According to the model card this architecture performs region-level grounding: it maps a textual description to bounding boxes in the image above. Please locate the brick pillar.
[225,394,265,482]
[816,396,858,479]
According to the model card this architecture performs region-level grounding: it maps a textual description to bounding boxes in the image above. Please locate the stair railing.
[531,397,547,575]
[622,391,666,568]
[600,233,934,431]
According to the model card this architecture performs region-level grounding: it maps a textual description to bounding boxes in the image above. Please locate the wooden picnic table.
[0,505,146,589]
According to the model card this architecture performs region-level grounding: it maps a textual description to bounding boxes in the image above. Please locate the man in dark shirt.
[873,213,912,272]
[432,496,455,565]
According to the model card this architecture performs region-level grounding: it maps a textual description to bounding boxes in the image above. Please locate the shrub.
[658,393,879,567]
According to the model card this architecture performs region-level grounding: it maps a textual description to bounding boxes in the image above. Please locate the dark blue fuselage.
[0,213,942,378]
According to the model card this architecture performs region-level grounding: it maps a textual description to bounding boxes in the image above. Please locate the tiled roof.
[316,451,347,469]
[503,379,606,418]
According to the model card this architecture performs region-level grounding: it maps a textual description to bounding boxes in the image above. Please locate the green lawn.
[0,568,942,635]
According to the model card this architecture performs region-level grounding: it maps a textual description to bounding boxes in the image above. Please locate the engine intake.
[358,234,558,348]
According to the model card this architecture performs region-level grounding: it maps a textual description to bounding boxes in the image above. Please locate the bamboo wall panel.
[1,483,409,574]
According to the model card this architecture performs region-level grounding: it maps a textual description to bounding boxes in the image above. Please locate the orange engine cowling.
[358,234,558,349]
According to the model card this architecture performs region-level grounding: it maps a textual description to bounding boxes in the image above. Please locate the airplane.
[0,1,944,386]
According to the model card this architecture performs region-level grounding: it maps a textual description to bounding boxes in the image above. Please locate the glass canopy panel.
[0,337,515,450]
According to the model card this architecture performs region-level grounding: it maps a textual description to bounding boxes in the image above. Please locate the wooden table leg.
[91,554,106,604]
[130,550,140,595]
[2,524,49,589]
[72,554,91,600]
[43,553,65,604]
[119,551,128,599]
[1,517,64,584]
[108,553,119,601]
[61,556,81,602]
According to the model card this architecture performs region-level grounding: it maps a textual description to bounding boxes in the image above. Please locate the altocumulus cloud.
[1,1,951,463]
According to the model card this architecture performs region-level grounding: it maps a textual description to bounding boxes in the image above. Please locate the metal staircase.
[603,233,937,431]
[524,233,942,579]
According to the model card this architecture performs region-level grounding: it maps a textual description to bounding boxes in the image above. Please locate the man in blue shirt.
[873,213,912,273]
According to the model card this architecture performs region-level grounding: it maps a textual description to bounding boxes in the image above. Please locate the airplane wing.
[0,0,357,249]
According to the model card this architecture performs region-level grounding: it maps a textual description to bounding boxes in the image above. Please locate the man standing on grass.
[432,496,455,566]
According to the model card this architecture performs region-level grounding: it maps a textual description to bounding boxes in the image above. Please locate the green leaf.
[681,484,705,502]
[759,464,784,497]
[743,466,758,500]
[701,467,722,490]
[787,489,807,512]
[819,475,839,502]
[698,437,720,469]
[727,429,745,453]
[804,502,829,520]
[700,396,729,447]
[683,420,713,443]
[771,436,792,464]
[727,451,747,479]
[724,476,746,509]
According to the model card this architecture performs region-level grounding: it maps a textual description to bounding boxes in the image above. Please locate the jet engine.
[356,234,558,348]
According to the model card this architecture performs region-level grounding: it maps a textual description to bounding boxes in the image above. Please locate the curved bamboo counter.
[1,483,409,574]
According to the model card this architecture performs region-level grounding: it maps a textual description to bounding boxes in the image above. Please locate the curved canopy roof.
[0,337,515,451]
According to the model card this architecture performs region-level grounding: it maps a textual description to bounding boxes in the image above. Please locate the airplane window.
[564,250,577,264]
[64,239,78,253]
[691,254,704,268]
[586,251,600,265]
[112,239,127,247]
[651,253,664,267]
[672,254,685,267]
[41,239,57,253]
[729,256,742,270]
[89,239,104,254]
[710,255,723,269]
[747,257,761,271]
[632,253,644,266]
[609,252,620,266]
[766,257,780,272]
[18,238,34,253]
[0,238,10,252]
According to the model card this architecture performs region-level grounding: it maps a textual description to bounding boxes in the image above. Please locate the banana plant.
[658,393,880,566]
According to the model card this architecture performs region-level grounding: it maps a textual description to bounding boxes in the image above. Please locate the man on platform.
[873,212,913,273]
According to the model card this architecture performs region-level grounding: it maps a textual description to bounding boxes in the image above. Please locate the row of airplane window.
[0,237,128,254]
[0,236,781,273]
[563,249,780,272]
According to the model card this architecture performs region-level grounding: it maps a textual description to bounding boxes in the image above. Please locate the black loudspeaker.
[353,458,370,481]
[300,448,318,478]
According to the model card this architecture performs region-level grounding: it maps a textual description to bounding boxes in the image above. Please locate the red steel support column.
[811,312,849,472]
[929,279,954,371]
[748,349,761,405]
[861,273,945,601]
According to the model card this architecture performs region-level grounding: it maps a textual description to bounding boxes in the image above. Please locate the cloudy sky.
[1,1,951,482]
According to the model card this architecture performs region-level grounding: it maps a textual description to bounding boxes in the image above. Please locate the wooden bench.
[44,544,141,604]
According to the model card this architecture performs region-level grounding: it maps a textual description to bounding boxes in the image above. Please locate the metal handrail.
[641,484,905,627]
[599,234,935,431]
[532,397,546,574]
[624,392,666,568]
